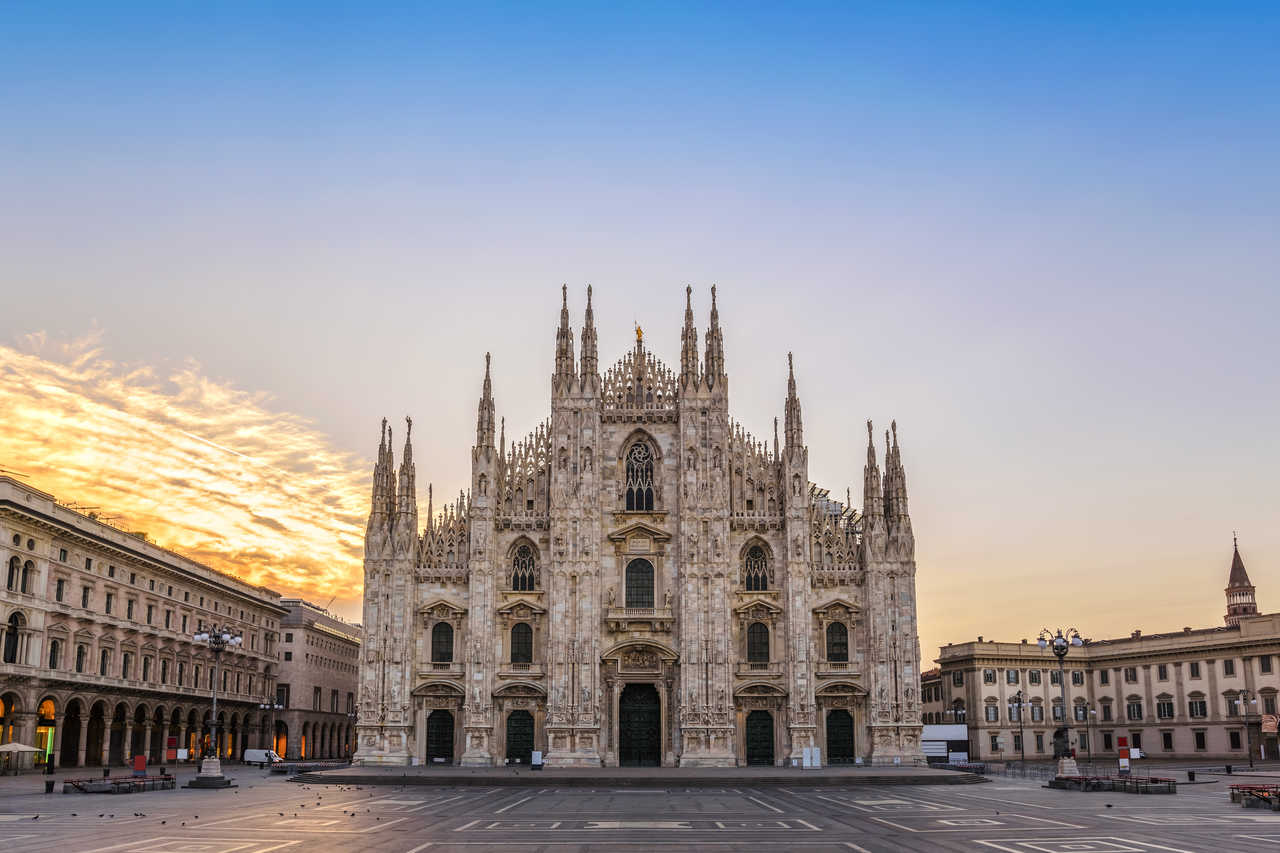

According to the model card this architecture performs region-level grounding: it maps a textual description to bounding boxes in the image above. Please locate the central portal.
[619,683,661,766]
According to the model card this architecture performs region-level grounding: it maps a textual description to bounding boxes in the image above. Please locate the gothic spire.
[580,284,598,380]
[680,284,699,387]
[367,418,391,530]
[1225,533,1259,625]
[704,284,724,385]
[476,352,495,448]
[426,483,434,533]
[397,415,416,517]
[784,352,804,449]
[555,283,576,380]
[863,419,883,519]
[1229,533,1253,588]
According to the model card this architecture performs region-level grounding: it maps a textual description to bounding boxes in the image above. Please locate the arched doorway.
[505,711,534,764]
[60,701,82,767]
[426,710,454,765]
[826,709,855,764]
[745,710,774,766]
[35,698,56,767]
[619,684,660,766]
[274,720,288,757]
[151,708,166,763]
[109,704,127,765]
[85,702,106,766]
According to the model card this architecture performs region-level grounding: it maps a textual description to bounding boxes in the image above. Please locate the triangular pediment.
[813,597,861,618]
[496,597,546,616]
[419,598,467,619]
[606,520,672,544]
[734,597,783,616]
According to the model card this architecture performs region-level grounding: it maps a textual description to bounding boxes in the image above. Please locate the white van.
[243,749,283,767]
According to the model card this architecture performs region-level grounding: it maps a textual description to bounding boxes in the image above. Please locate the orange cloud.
[0,330,368,618]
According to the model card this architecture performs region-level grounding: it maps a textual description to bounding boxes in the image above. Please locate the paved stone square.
[3,767,1280,851]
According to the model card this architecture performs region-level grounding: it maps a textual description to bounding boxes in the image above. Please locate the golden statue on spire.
[636,324,643,343]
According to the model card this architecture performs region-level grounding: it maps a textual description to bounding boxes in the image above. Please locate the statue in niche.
[663,589,671,609]
[607,587,615,607]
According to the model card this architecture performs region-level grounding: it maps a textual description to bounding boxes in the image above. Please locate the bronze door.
[745,710,774,766]
[426,710,454,765]
[505,710,534,764]
[619,684,661,766]
[826,709,855,764]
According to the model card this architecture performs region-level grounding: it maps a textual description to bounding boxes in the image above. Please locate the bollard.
[44,779,54,794]
[1227,764,1233,774]
[1188,770,1196,781]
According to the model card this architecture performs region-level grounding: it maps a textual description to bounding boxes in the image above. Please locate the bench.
[1050,774,1176,794]
[1231,784,1280,810]
[62,775,176,794]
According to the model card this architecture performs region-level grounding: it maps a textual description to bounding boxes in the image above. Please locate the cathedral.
[355,286,924,767]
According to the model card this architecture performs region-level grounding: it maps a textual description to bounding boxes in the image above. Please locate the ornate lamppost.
[186,626,242,788]
[1236,690,1258,769]
[259,700,284,757]
[1038,627,1083,776]
[1011,689,1027,765]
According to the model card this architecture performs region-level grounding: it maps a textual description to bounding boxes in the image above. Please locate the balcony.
[605,607,674,634]
[736,661,782,678]
[418,661,465,678]
[498,662,544,679]
[817,660,859,678]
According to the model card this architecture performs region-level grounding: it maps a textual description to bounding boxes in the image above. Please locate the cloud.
[0,330,368,615]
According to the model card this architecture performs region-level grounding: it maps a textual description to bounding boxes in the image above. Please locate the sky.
[1,1,1277,659]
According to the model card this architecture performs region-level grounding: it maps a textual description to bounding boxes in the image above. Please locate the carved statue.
[663,590,671,609]
[607,587,615,607]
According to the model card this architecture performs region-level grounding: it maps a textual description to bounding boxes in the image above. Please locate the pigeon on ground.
[98,814,103,818]
[31,816,38,821]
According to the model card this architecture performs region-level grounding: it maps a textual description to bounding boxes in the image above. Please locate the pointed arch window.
[510,623,533,663]
[625,559,654,609]
[431,622,454,663]
[747,622,770,663]
[511,545,537,591]
[625,442,654,511]
[826,622,849,662]
[744,546,768,591]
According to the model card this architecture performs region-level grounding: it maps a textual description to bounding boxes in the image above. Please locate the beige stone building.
[356,287,924,767]
[0,476,287,768]
[935,540,1279,762]
[274,598,361,760]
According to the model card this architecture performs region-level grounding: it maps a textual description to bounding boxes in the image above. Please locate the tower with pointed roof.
[1226,534,1259,626]
[355,286,924,767]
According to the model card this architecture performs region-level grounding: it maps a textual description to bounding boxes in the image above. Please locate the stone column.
[142,722,153,763]
[123,721,134,762]
[49,714,61,769]
[76,717,88,767]
[100,724,111,766]
[160,722,170,764]
[177,725,187,761]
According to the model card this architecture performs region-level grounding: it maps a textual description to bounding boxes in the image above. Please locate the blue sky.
[1,1,1277,654]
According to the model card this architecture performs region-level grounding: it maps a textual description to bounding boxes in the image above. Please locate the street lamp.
[1012,689,1027,765]
[185,626,242,788]
[1088,708,1097,770]
[1038,627,1083,776]
[1236,691,1259,769]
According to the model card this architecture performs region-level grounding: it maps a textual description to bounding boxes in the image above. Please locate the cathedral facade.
[355,287,924,767]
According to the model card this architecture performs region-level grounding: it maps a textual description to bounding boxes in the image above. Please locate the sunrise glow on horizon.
[2,2,1276,662]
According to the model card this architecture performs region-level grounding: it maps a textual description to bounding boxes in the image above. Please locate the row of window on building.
[272,684,355,714]
[990,728,1247,755]
[972,657,1271,687]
